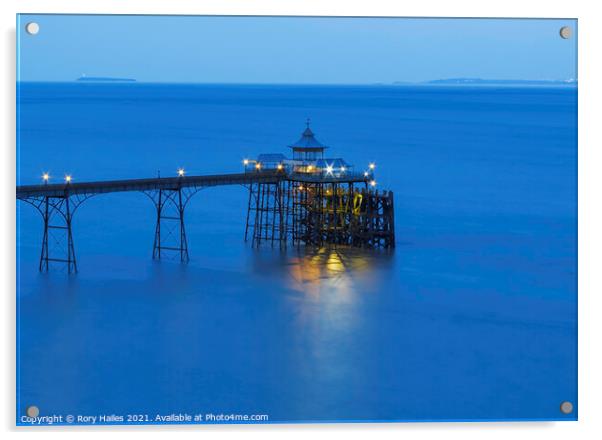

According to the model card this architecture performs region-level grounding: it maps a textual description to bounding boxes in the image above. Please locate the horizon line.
[16,78,578,86]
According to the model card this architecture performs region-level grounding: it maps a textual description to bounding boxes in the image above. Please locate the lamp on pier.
[177,168,185,177]
[42,172,50,183]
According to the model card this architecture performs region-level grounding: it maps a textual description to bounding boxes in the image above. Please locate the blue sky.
[17,15,577,83]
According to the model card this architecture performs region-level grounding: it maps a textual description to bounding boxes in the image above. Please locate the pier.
[17,124,395,273]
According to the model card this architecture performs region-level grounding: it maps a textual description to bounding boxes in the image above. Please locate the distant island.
[419,78,577,86]
[76,75,136,83]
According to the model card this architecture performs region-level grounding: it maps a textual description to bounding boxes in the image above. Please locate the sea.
[16,82,577,423]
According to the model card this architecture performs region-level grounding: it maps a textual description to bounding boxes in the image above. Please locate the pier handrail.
[16,169,371,198]
[16,171,283,198]
[285,171,370,183]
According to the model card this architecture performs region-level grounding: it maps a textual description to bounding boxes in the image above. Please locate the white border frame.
[2,1,600,439]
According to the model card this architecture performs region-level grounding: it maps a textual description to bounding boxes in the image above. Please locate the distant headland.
[76,75,136,83]
[414,78,577,86]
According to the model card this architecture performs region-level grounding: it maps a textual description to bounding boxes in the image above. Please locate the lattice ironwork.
[18,191,94,273]
[143,184,202,263]
[244,182,287,248]
[244,180,395,250]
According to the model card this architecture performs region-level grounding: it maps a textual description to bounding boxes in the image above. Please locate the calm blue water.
[16,83,577,423]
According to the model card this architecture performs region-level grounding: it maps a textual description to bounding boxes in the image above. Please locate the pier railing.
[243,169,372,184]
[285,171,371,183]
[16,171,283,198]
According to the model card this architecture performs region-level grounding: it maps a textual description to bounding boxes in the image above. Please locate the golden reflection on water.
[284,246,385,297]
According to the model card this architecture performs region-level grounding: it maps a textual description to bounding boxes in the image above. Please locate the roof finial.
[306,117,311,129]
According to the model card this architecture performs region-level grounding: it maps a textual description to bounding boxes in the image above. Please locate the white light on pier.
[340,166,346,172]
[369,163,376,170]
[325,165,334,175]
[42,172,50,182]
[370,180,377,187]
[177,168,185,177]
[363,171,369,177]
[64,174,72,183]
[255,163,262,170]
[243,159,249,166]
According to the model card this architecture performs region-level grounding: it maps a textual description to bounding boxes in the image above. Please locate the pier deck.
[17,170,371,198]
